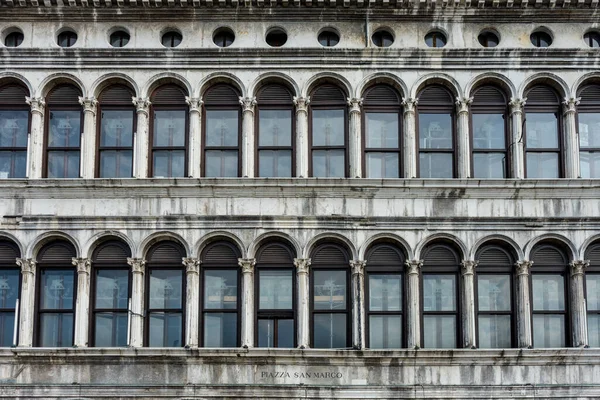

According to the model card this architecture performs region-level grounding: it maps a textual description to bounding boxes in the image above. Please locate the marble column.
[515,260,533,348]
[455,97,473,178]
[127,258,146,347]
[401,98,418,178]
[25,97,45,179]
[16,258,35,347]
[239,258,256,348]
[132,98,151,178]
[294,258,311,348]
[293,97,310,178]
[350,260,366,349]
[185,97,203,178]
[78,97,98,178]
[182,257,200,348]
[72,257,91,347]
[347,98,363,178]
[461,260,477,348]
[570,260,589,347]
[563,97,581,179]
[239,97,257,178]
[509,98,526,179]
[405,259,422,349]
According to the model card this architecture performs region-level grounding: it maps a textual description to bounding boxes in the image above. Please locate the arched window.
[203,84,241,177]
[530,242,570,347]
[90,240,131,347]
[309,84,348,178]
[44,84,83,178]
[144,241,186,347]
[362,85,402,178]
[97,85,136,178]
[365,243,405,348]
[0,83,29,178]
[310,242,350,348]
[475,243,515,348]
[470,86,509,178]
[36,240,77,347]
[149,84,188,178]
[200,241,241,347]
[256,84,294,177]
[417,85,455,178]
[255,241,296,347]
[577,84,600,178]
[524,85,562,178]
[421,241,461,348]
[0,239,20,347]
[586,240,600,347]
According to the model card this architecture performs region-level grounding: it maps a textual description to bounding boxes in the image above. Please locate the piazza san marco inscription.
[259,370,344,379]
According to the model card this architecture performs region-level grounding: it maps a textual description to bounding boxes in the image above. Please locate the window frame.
[0,83,31,178]
[584,241,600,347]
[0,240,21,347]
[576,85,600,179]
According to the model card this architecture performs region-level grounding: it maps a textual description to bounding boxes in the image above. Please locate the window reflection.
[47,111,81,178]
[258,109,293,177]
[312,109,345,177]
[586,274,600,347]
[0,110,28,178]
[148,269,183,347]
[472,113,506,178]
[579,113,600,178]
[259,270,292,309]
[152,110,186,178]
[0,269,19,346]
[203,268,238,347]
[418,113,453,178]
[532,274,565,347]
[99,110,134,178]
[39,269,75,347]
[477,274,512,348]
[365,113,400,178]
[205,110,239,177]
[423,274,456,348]
[313,270,346,310]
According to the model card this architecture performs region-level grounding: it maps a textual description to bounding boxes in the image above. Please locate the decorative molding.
[293,96,310,113]
[350,260,366,276]
[515,260,533,276]
[182,257,200,274]
[562,97,580,115]
[570,259,589,277]
[461,260,477,276]
[132,97,151,115]
[78,96,98,115]
[239,96,257,113]
[509,97,527,114]
[26,97,45,115]
[347,98,363,114]
[401,97,418,114]
[405,259,423,275]
[16,258,35,275]
[238,258,256,274]
[455,97,473,115]
[127,257,146,274]
[72,257,91,275]
[294,258,311,275]
[185,97,203,114]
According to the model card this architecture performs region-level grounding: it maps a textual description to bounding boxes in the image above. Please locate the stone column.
[238,258,256,348]
[461,260,477,349]
[509,98,526,179]
[515,260,533,348]
[570,260,589,347]
[185,97,203,179]
[401,98,418,178]
[347,98,363,178]
[25,97,45,179]
[127,258,146,347]
[182,257,200,348]
[132,98,151,178]
[78,97,98,179]
[563,97,581,179]
[239,97,257,178]
[16,258,35,347]
[405,259,422,349]
[293,97,310,178]
[294,258,311,348]
[72,257,91,347]
[350,260,366,349]
[455,97,473,178]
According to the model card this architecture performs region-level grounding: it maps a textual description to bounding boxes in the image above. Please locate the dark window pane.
[419,153,453,178]
[526,113,558,149]
[526,153,559,178]
[148,312,182,347]
[0,110,28,147]
[40,313,73,347]
[586,274,600,310]
[162,32,182,48]
[0,269,19,308]
[312,109,345,146]
[204,270,237,309]
[312,149,345,177]
[0,313,15,346]
[533,314,564,347]
[365,113,399,148]
[589,314,600,348]
[101,110,134,147]
[0,151,26,178]
[259,110,292,147]
[204,312,237,347]
[477,274,511,311]
[205,150,238,177]
[153,110,185,147]
[419,114,453,149]
[266,29,287,47]
[206,110,239,147]
[318,31,339,47]
[313,270,346,310]
[369,315,402,349]
[423,315,456,348]
[94,312,128,347]
[149,269,183,309]
[5,32,24,47]
[478,315,511,348]
[277,319,294,348]
[258,150,292,177]
[372,31,394,47]
[47,151,80,178]
[423,274,456,312]
[109,31,130,48]
[532,274,564,311]
[365,152,399,178]
[313,313,346,348]
[152,150,185,178]
[259,270,293,310]
[95,269,129,309]
[258,319,275,347]
[41,269,75,309]
[58,32,77,48]
[99,150,133,178]
[368,274,402,311]
[472,114,505,149]
[473,153,506,179]
[49,111,81,148]
[213,30,235,47]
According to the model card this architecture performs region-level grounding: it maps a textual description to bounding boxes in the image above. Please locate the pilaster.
[132,97,151,178]
[461,260,477,348]
[182,257,200,347]
[78,97,98,178]
[72,257,91,347]
[401,98,418,178]
[127,257,146,347]
[238,258,256,347]
[347,98,363,178]
[293,97,310,178]
[570,259,589,347]
[294,258,311,348]
[25,97,45,179]
[515,260,533,348]
[509,98,527,179]
[405,259,422,349]
[563,97,581,178]
[350,260,366,349]
[185,97,203,178]
[239,97,257,178]
[455,97,473,178]
[16,258,35,347]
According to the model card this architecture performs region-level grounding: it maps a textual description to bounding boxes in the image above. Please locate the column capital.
[78,96,98,115]
[71,257,91,275]
[26,96,45,115]
[132,97,151,115]
[294,258,311,275]
[461,260,477,276]
[405,259,423,275]
[562,97,581,115]
[570,259,589,277]
[509,97,527,114]
[182,257,200,274]
[455,97,473,115]
[238,258,256,274]
[185,96,203,114]
[350,260,366,276]
[515,260,533,276]
[293,96,310,113]
[16,258,35,275]
[127,258,146,274]
[239,96,257,113]
[401,97,418,114]
[347,97,363,114]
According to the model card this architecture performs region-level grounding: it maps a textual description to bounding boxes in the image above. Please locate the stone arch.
[414,233,467,261]
[469,234,524,261]
[247,231,301,259]
[302,72,353,99]
[90,73,140,99]
[523,233,578,261]
[28,231,81,260]
[0,231,25,259]
[303,232,357,260]
[0,72,33,97]
[38,73,86,98]
[355,72,408,100]
[579,233,600,260]
[142,72,192,99]
[465,72,517,100]
[138,231,191,259]
[83,231,136,260]
[197,72,246,99]
[518,72,570,100]
[358,232,413,260]
[572,72,600,98]
[247,72,300,99]
[410,73,463,100]
[195,231,246,259]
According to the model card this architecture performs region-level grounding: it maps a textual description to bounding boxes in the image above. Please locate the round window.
[161,31,182,48]
[372,30,394,47]
[425,31,447,48]
[213,28,235,48]
[530,30,552,47]
[478,30,499,48]
[4,31,24,48]
[110,30,130,48]
[318,30,340,47]
[266,28,287,47]
[57,30,78,48]
[584,31,600,48]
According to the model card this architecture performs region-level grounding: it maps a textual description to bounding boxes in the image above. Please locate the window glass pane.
[423,274,456,312]
[149,269,182,309]
[312,149,345,177]
[586,274,600,310]
[259,110,292,147]
[473,153,506,179]
[477,274,511,311]
[277,319,294,348]
[148,312,182,347]
[578,113,600,148]
[47,151,80,178]
[259,270,293,310]
[368,274,401,311]
[40,313,73,347]
[526,152,559,178]
[41,269,75,309]
[589,314,600,348]
[478,315,511,348]
[99,150,133,178]
[533,314,565,347]
[0,312,14,346]
[48,111,81,148]
[0,269,19,308]
[579,151,600,179]
[0,151,27,178]
[365,152,399,179]
[94,312,128,347]
[152,150,185,178]
[0,110,28,148]
[369,315,402,349]
[526,113,558,149]
[312,109,344,146]
[313,313,346,348]
[258,150,292,178]
[206,110,239,147]
[258,319,274,347]
[101,110,134,147]
[365,113,399,148]
[419,114,452,149]
[95,269,129,309]
[472,114,505,149]
[423,315,456,348]
[204,312,237,347]
[419,153,453,178]
[532,274,565,311]
[204,270,237,309]
[153,110,185,147]
[205,150,238,177]
[313,270,346,310]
